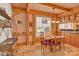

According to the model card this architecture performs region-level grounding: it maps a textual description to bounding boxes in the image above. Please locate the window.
[36,16,51,37]
[59,22,74,31]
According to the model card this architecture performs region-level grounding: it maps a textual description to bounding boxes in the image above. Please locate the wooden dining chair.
[0,37,17,56]
[40,32,52,53]
[51,31,64,51]
[51,38,62,51]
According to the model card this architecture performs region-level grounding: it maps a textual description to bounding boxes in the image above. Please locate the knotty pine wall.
[12,8,27,44]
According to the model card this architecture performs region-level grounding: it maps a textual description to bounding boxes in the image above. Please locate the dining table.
[44,35,65,52]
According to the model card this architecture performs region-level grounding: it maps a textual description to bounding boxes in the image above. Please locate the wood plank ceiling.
[11,3,79,15]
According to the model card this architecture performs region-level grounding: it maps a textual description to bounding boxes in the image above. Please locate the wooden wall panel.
[12,7,26,44]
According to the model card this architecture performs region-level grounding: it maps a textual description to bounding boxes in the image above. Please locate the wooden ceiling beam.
[28,9,58,17]
[40,3,71,11]
[12,5,26,10]
[12,3,29,12]
[26,3,29,13]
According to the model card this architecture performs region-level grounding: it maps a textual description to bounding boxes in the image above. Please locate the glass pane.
[59,22,74,31]
[36,16,51,37]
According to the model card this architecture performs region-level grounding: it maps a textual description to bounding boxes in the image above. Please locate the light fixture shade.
[56,21,60,23]
[52,21,55,23]
[52,21,60,23]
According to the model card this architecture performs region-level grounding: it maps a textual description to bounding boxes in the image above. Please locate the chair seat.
[41,39,51,45]
[41,38,62,47]
[52,41,61,46]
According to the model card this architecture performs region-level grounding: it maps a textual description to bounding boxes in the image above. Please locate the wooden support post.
[26,14,30,44]
[32,14,36,44]
[26,4,30,45]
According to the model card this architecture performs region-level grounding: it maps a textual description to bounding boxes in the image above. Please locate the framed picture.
[17,20,22,24]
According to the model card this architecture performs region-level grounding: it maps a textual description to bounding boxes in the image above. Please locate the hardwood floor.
[13,43,79,56]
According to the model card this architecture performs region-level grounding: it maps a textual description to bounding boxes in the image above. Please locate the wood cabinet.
[65,33,79,47]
